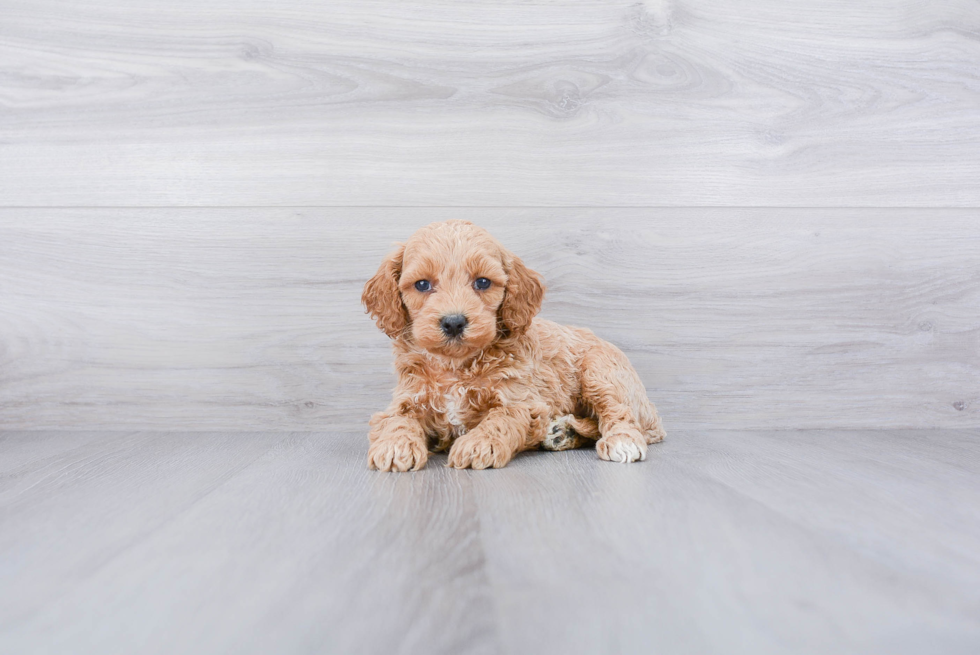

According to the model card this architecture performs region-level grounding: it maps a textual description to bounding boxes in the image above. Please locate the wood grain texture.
[2,0,980,206]
[2,208,977,431]
[0,431,497,655]
[1,429,978,654]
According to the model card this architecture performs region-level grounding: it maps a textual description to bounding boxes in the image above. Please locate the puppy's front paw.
[447,433,512,470]
[596,430,647,463]
[368,435,428,472]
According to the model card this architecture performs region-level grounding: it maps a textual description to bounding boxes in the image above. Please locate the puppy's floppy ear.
[500,253,545,337]
[362,244,409,338]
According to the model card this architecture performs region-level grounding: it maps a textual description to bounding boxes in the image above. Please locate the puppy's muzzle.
[440,313,468,339]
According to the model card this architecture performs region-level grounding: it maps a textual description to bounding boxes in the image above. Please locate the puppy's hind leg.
[579,343,663,463]
[640,401,666,445]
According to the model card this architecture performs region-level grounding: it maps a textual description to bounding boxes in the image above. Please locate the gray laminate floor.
[1,430,978,654]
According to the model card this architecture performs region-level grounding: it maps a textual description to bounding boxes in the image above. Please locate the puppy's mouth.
[428,332,480,359]
[439,334,472,353]
[417,314,492,358]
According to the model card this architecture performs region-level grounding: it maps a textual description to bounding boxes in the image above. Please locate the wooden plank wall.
[1,1,978,431]
[2,209,977,431]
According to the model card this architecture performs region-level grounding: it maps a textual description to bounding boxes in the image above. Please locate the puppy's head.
[362,220,545,358]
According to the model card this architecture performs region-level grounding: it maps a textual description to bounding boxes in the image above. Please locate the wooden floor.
[1,429,978,654]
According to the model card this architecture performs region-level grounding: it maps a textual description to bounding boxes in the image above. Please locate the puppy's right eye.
[414,280,432,292]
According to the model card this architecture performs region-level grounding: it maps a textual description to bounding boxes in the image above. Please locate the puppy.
[362,220,665,471]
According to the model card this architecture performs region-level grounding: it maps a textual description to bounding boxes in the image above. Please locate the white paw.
[608,440,644,463]
[596,433,647,463]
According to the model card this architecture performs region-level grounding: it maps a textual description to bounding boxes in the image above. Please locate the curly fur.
[362,220,665,471]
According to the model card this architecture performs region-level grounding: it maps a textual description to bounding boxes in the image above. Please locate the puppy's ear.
[362,244,409,338]
[500,254,545,337]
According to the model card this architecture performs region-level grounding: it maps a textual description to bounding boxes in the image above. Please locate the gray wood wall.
[1,1,978,431]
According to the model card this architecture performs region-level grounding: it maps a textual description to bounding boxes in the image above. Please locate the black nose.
[440,313,468,338]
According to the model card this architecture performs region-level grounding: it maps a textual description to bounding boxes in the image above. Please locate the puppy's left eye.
[473,277,492,291]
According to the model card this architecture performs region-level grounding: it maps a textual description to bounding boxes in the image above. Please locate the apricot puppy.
[362,220,665,471]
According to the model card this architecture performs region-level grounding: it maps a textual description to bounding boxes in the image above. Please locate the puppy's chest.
[438,385,473,434]
[415,377,491,436]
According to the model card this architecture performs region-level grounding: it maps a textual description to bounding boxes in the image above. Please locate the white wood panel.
[1,208,977,430]
[1,0,979,206]
[1,429,978,654]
